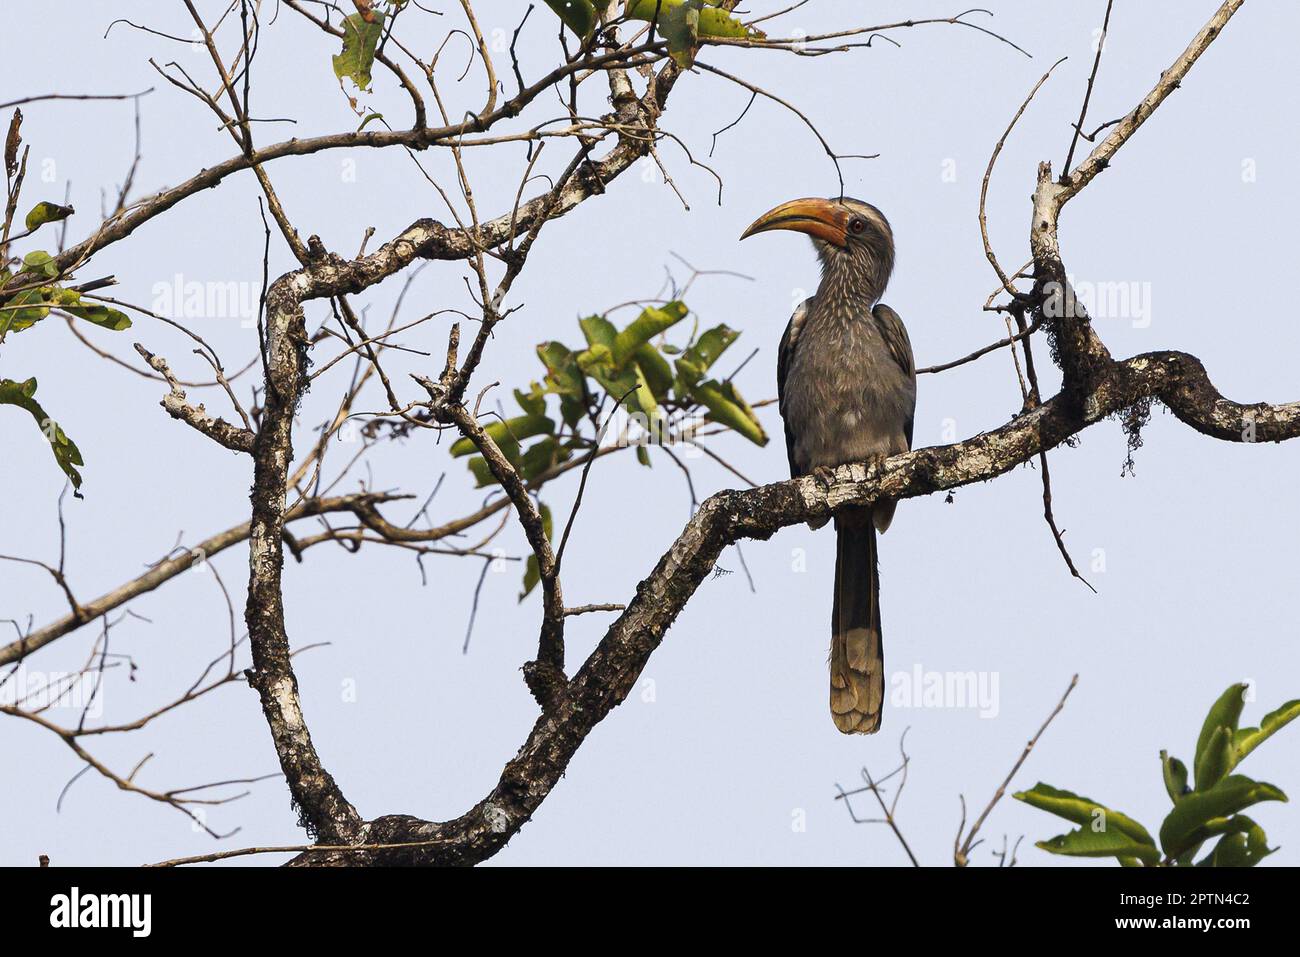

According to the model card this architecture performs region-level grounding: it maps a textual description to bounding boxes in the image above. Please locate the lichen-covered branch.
[239,50,696,842]
[292,343,1300,865]
[133,343,255,453]
[441,403,567,691]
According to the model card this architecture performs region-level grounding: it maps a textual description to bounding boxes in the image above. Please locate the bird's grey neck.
[815,243,893,310]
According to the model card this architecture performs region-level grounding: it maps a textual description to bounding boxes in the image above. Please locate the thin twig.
[955,674,1078,866]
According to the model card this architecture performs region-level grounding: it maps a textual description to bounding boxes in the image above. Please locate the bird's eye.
[848,217,866,234]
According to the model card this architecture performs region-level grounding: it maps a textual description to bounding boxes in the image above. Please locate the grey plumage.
[748,197,916,734]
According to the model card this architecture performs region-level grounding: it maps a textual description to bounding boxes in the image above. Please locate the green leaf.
[630,361,661,419]
[0,288,51,335]
[544,0,597,37]
[24,201,74,231]
[536,341,585,399]
[673,357,704,393]
[467,455,494,488]
[626,0,763,67]
[1161,750,1189,804]
[575,338,652,417]
[332,11,387,92]
[1013,783,1156,848]
[449,414,554,457]
[520,503,554,601]
[521,558,540,602]
[676,323,740,391]
[559,394,586,428]
[64,302,131,331]
[604,368,649,415]
[1194,725,1234,793]
[684,322,739,372]
[576,342,615,375]
[578,314,617,350]
[1159,774,1288,859]
[465,433,524,487]
[634,344,674,401]
[611,301,688,367]
[519,436,571,481]
[636,444,652,467]
[1034,827,1162,866]
[691,378,767,446]
[515,384,547,416]
[1194,684,1248,785]
[1195,817,1275,867]
[1233,699,1300,766]
[0,377,84,488]
[20,250,58,279]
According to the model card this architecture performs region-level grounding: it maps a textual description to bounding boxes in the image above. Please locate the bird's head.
[740,196,894,299]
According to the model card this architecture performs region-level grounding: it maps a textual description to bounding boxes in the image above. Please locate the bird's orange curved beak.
[740,197,849,248]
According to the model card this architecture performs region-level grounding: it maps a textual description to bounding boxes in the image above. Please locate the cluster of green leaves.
[2,251,130,336]
[2,203,131,491]
[451,298,766,599]
[1016,684,1299,866]
[545,1,763,67]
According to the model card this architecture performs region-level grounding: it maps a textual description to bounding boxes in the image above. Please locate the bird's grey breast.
[781,297,916,475]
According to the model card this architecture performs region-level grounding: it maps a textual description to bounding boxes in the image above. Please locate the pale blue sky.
[2,0,1297,866]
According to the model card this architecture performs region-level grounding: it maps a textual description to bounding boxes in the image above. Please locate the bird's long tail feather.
[830,510,883,734]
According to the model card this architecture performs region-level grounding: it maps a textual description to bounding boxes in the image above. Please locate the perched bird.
[741,197,915,734]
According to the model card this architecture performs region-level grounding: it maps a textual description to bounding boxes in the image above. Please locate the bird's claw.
[812,465,838,489]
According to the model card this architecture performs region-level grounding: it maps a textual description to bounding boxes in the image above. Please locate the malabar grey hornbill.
[741,197,915,734]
